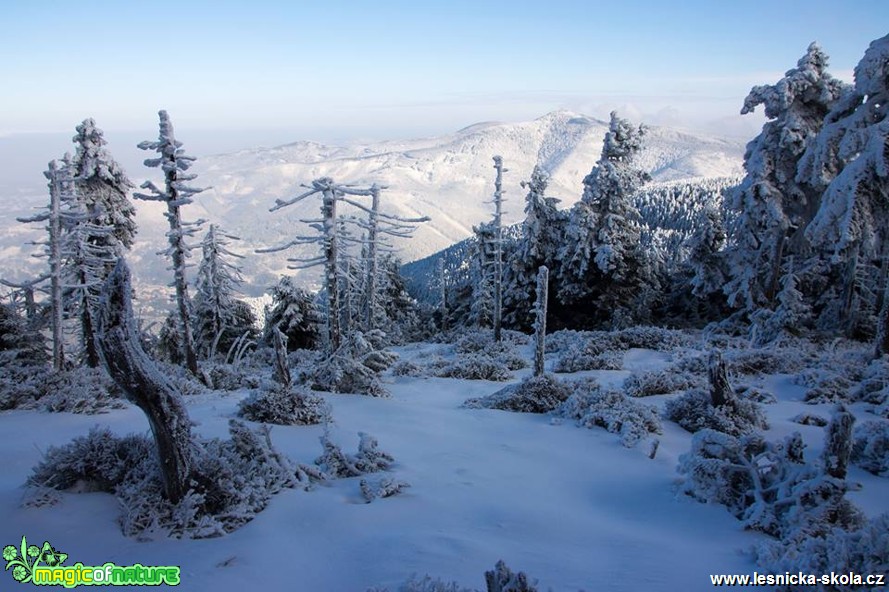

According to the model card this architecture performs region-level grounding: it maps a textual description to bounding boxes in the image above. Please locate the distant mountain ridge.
[1,111,745,320]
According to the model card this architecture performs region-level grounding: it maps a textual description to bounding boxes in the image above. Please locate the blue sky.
[1,0,886,141]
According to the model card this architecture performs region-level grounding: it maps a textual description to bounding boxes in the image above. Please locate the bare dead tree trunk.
[362,186,380,332]
[492,156,505,343]
[708,350,733,407]
[438,258,448,332]
[96,260,195,504]
[322,184,341,353]
[272,327,291,388]
[46,163,64,371]
[533,266,549,377]
[822,405,854,480]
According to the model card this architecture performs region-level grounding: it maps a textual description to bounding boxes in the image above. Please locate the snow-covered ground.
[0,340,885,591]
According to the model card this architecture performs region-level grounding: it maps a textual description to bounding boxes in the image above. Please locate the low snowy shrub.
[32,367,127,414]
[793,369,854,404]
[678,428,863,538]
[238,385,331,426]
[360,477,410,503]
[792,412,828,427]
[853,357,889,407]
[553,349,622,373]
[27,420,305,539]
[724,348,807,376]
[28,426,153,492]
[612,326,689,351]
[463,374,572,413]
[367,561,539,592]
[433,354,512,382]
[391,360,425,377]
[557,378,661,447]
[664,389,768,436]
[308,332,396,397]
[544,329,592,354]
[755,513,889,592]
[205,362,262,391]
[735,384,777,404]
[851,420,889,476]
[315,432,394,478]
[623,369,704,398]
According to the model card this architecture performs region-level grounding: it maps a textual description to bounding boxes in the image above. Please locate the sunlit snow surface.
[1,341,884,591]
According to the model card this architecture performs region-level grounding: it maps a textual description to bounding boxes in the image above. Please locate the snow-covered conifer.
[263,277,320,351]
[557,112,650,321]
[192,225,256,360]
[71,118,137,251]
[725,43,849,312]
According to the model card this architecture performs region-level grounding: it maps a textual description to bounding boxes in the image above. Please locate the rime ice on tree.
[135,110,205,377]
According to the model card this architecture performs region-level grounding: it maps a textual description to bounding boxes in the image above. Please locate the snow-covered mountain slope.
[189,111,742,285]
[1,111,743,317]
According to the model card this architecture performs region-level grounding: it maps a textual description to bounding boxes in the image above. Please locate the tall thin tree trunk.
[165,171,199,377]
[96,260,195,504]
[533,266,549,377]
[492,156,505,342]
[46,162,64,371]
[438,259,447,332]
[363,186,380,332]
[322,185,341,353]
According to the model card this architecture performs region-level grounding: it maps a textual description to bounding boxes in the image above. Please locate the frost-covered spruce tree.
[57,119,137,368]
[687,203,728,301]
[262,276,320,351]
[725,43,849,314]
[192,225,257,360]
[71,118,137,251]
[136,110,205,377]
[503,166,564,330]
[799,35,889,351]
[557,112,650,322]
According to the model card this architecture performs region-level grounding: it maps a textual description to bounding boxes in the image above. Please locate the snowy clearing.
[2,339,886,591]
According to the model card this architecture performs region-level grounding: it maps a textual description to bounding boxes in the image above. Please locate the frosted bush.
[724,348,808,376]
[433,354,512,381]
[308,332,395,397]
[360,477,410,503]
[612,326,690,351]
[755,514,889,592]
[26,421,305,539]
[553,349,622,372]
[205,362,262,391]
[735,384,777,404]
[794,369,854,403]
[853,357,889,407]
[391,360,425,377]
[792,412,828,427]
[851,420,889,476]
[664,389,768,436]
[315,432,394,478]
[463,374,572,413]
[558,378,661,447]
[678,429,862,539]
[33,368,127,414]
[238,385,331,426]
[623,369,704,397]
